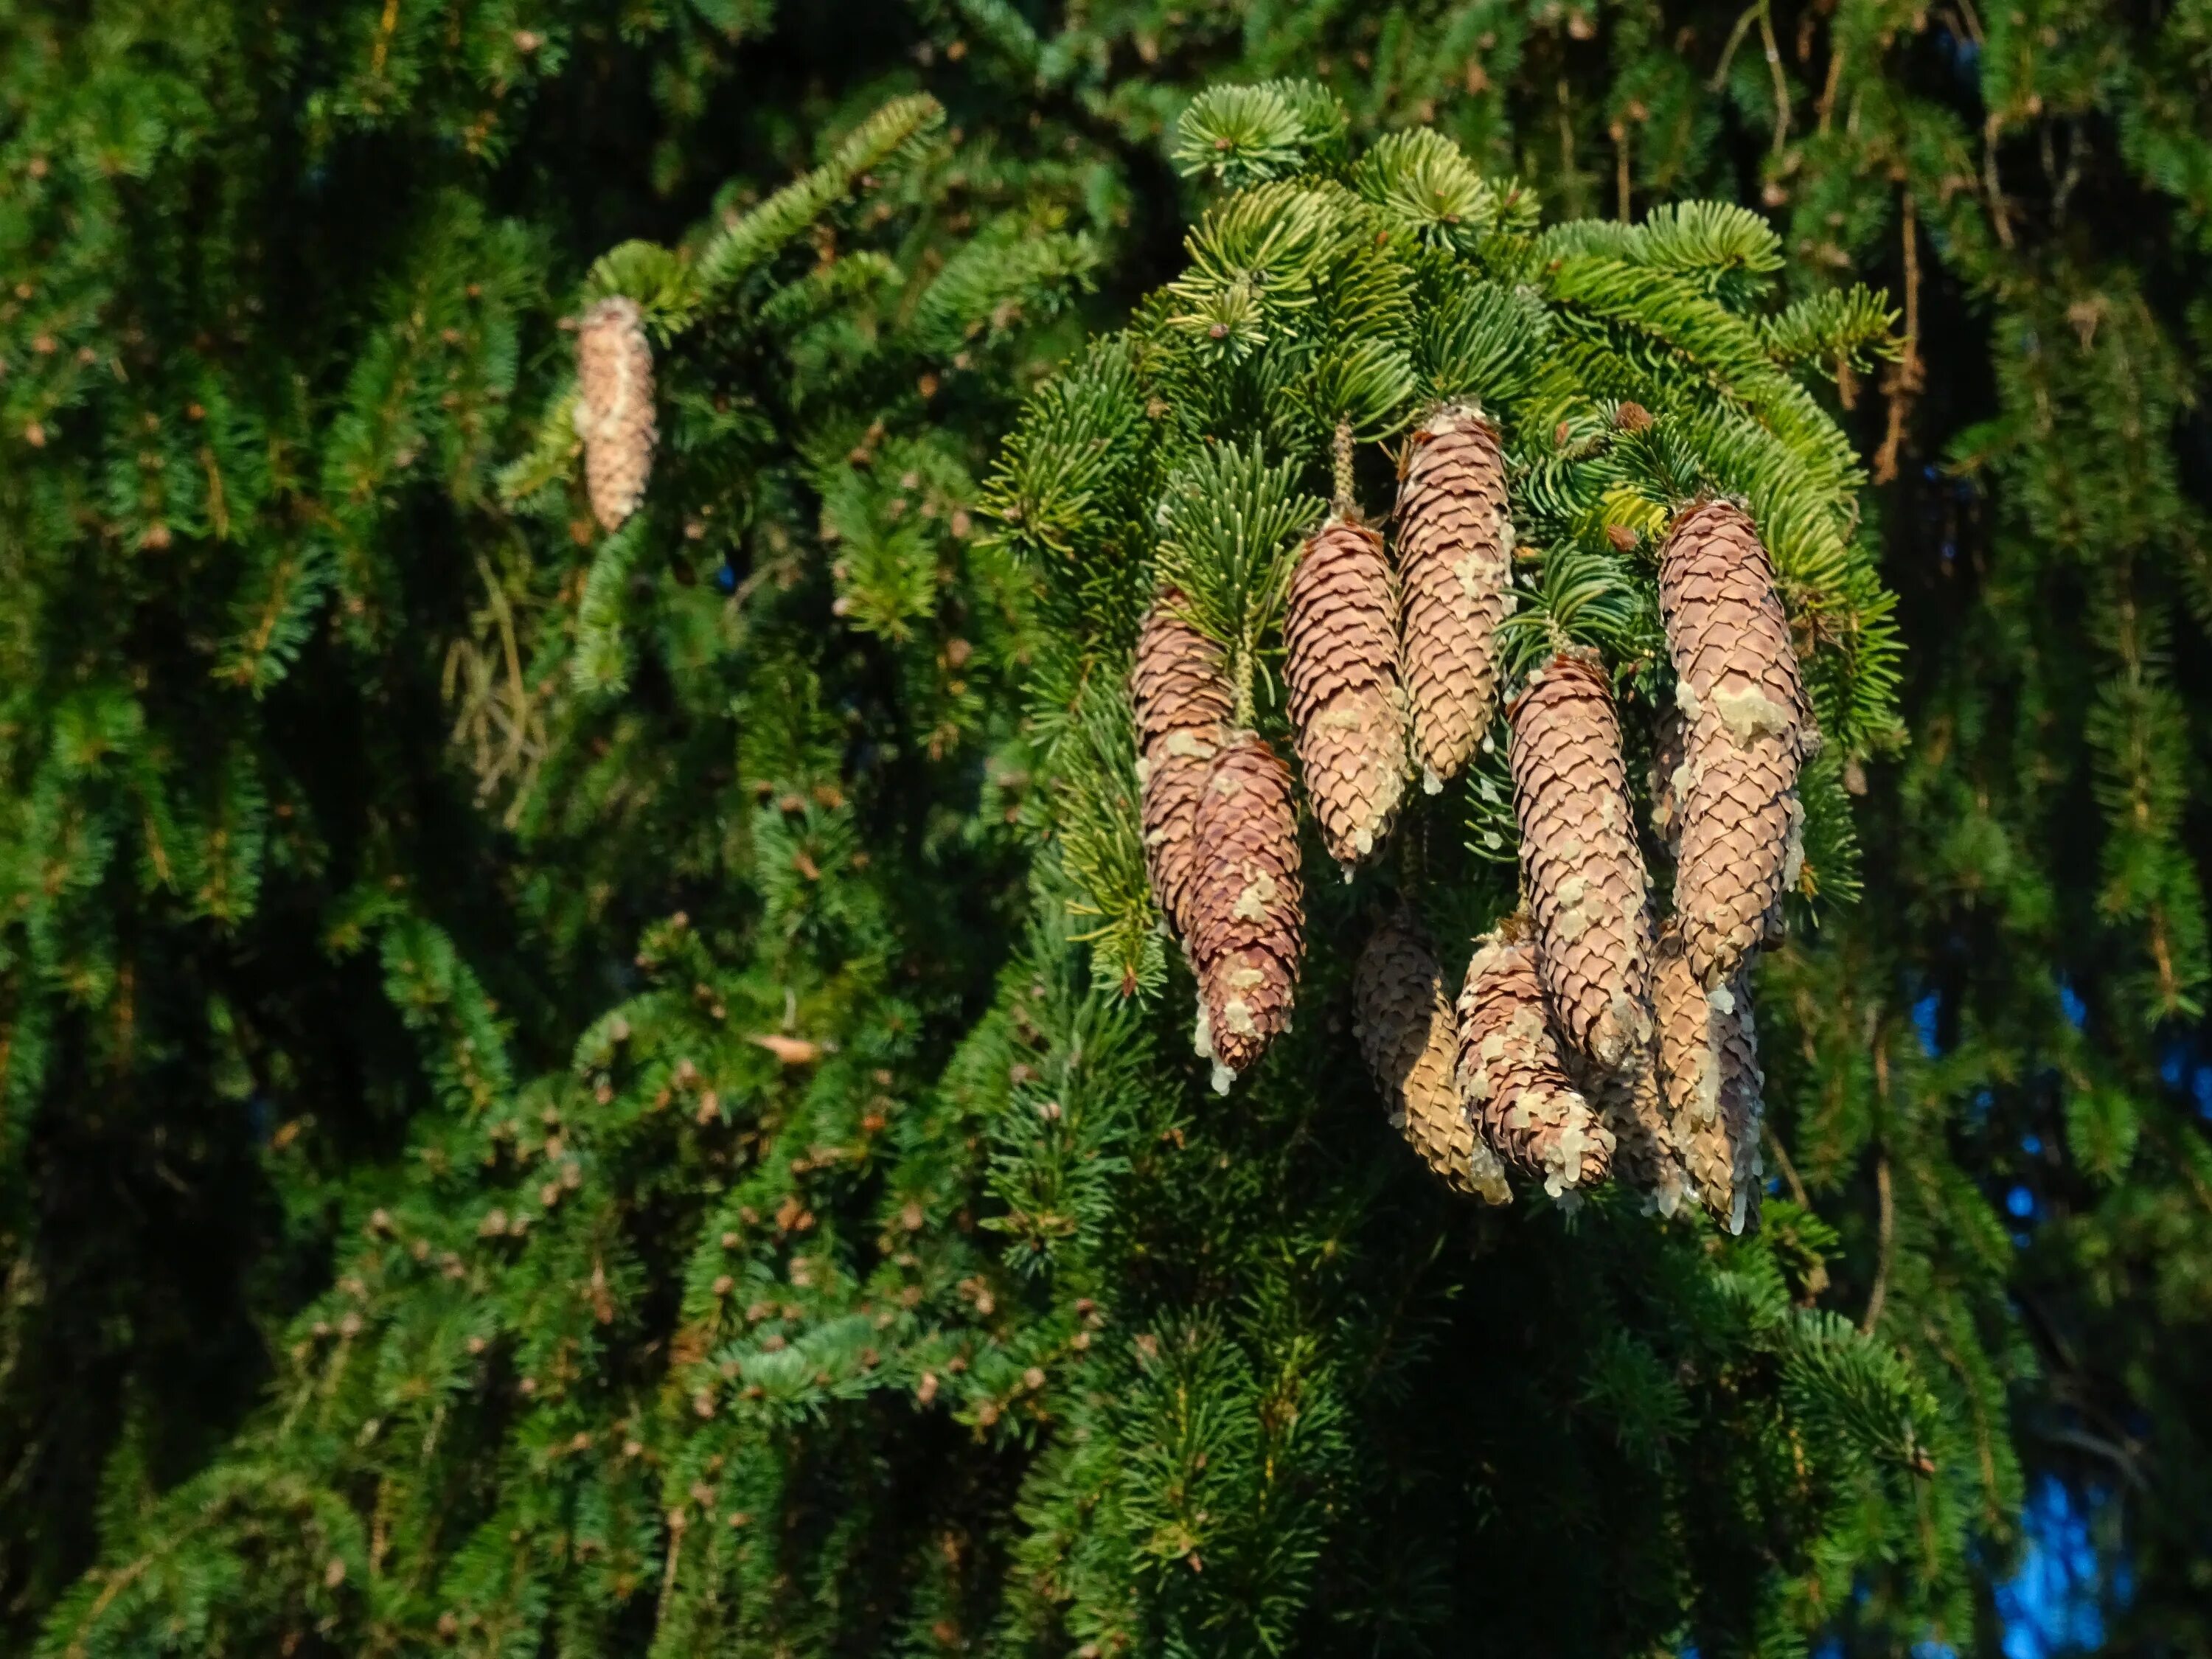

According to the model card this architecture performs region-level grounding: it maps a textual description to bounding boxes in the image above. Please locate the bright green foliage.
[996,113,1895,992]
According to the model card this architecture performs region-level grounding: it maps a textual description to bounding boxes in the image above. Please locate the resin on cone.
[1130,595,1232,942]
[1507,651,1655,1077]
[1283,520,1408,871]
[1355,911,1511,1203]
[1655,923,1765,1234]
[1455,928,1615,1196]
[1188,731,1304,1088]
[1657,499,1815,987]
[1394,405,1514,791]
[574,296,658,532]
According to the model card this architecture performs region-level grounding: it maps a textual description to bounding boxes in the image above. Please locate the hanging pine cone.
[1283,520,1408,870]
[1654,924,1765,1234]
[1455,928,1615,1196]
[1585,1054,1692,1218]
[1394,406,1514,792]
[1131,595,1233,942]
[1189,731,1304,1085]
[1508,652,1655,1077]
[574,297,658,532]
[1355,911,1512,1203]
[1657,499,1815,987]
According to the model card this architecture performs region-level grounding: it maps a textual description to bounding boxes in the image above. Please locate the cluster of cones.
[1134,406,1815,1234]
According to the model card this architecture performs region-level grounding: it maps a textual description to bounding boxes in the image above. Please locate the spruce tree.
[29,87,1989,1657]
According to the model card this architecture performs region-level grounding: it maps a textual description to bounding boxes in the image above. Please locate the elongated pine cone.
[1284,520,1408,870]
[1655,925,1765,1234]
[1508,653,1655,1077]
[1455,930,1614,1196]
[1189,732,1304,1086]
[1585,1053,1691,1218]
[1131,596,1233,941]
[1658,500,1815,987]
[574,297,658,532]
[1394,406,1514,791]
[1355,912,1512,1203]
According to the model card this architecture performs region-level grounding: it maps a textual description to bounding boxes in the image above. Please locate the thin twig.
[1816,36,1846,133]
[1983,112,2015,247]
[1757,0,1792,154]
[1709,0,1764,89]
[1861,1030,1895,1335]
[1873,192,1921,485]
[370,0,402,75]
[1765,1121,1812,1208]
[2053,120,2083,226]
[2032,1425,2149,1493]
[1862,1152,1893,1334]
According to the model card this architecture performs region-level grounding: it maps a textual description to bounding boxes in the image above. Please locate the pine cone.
[1655,925,1765,1234]
[1658,500,1815,987]
[1508,652,1655,1077]
[574,297,658,532]
[1355,911,1511,1203]
[1132,596,1234,940]
[1455,929,1615,1196]
[1394,406,1514,791]
[1284,521,1408,869]
[1189,731,1304,1084]
[1585,1054,1691,1218]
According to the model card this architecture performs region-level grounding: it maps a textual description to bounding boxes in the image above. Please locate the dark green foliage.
[1,1,1097,1641]
[5,1,2211,1655]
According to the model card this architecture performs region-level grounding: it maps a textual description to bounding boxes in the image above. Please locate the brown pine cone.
[1355,911,1512,1203]
[1507,652,1655,1077]
[574,297,658,532]
[1585,1053,1692,1218]
[1455,928,1614,1196]
[1132,597,1234,940]
[1654,924,1765,1234]
[1284,520,1408,869]
[1658,500,1815,987]
[1189,731,1304,1085]
[1394,406,1514,791]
